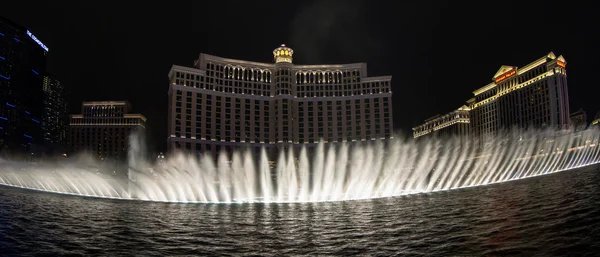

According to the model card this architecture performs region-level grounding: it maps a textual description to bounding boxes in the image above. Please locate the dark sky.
[2,1,598,153]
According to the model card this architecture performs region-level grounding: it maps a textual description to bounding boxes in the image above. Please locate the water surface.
[1,165,599,256]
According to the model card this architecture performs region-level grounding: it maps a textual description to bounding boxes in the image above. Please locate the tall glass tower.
[0,16,48,159]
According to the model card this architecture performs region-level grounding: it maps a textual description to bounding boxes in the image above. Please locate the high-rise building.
[470,52,569,141]
[167,44,393,156]
[0,16,48,157]
[69,101,146,162]
[569,108,587,131]
[413,105,471,139]
[591,111,600,127]
[42,74,69,153]
[413,52,570,142]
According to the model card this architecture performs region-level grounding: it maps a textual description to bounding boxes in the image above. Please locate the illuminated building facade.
[167,44,393,156]
[0,16,48,157]
[591,111,600,127]
[413,105,471,139]
[414,52,570,141]
[569,108,587,131]
[69,101,146,162]
[42,74,69,153]
[471,52,570,141]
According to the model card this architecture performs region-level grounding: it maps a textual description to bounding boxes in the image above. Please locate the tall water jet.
[298,147,310,202]
[310,141,325,202]
[332,143,348,200]
[231,151,244,202]
[127,131,147,199]
[320,145,336,201]
[285,148,298,202]
[1,127,599,204]
[259,148,273,203]
[217,151,232,203]
[276,148,287,202]
[243,149,256,202]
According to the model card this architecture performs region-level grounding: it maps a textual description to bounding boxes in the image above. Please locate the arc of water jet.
[298,146,310,202]
[310,142,325,202]
[259,148,273,203]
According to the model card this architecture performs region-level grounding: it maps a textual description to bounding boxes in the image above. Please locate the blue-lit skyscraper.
[0,16,49,159]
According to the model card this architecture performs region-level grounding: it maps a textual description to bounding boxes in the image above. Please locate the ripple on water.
[0,165,599,255]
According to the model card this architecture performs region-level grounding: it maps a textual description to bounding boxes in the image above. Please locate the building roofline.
[473,52,560,96]
[363,75,392,82]
[168,65,206,77]
[82,101,130,106]
[473,82,496,96]
[124,113,147,122]
[198,53,369,70]
[200,53,275,68]
[293,63,367,70]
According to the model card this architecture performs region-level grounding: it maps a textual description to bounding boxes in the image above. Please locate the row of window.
[171,89,392,142]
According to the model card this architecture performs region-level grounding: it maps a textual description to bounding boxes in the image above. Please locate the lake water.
[1,165,599,256]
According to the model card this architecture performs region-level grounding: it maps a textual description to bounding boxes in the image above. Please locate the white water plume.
[1,128,600,203]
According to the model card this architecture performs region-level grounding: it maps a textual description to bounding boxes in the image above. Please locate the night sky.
[2,1,598,153]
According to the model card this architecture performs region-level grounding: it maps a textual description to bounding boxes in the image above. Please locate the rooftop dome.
[273,44,293,63]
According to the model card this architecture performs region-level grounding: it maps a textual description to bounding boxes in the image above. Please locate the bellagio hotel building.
[167,45,393,155]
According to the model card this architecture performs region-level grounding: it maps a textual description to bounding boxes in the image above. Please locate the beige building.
[413,105,471,139]
[414,52,570,141]
[592,111,600,127]
[69,101,146,162]
[570,108,587,131]
[167,45,393,156]
[470,52,569,141]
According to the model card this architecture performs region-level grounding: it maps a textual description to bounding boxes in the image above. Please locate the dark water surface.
[1,165,600,256]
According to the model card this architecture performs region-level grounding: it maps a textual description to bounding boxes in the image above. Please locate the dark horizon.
[2,0,599,153]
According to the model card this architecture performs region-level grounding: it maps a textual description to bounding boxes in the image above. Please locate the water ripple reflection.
[1,165,599,256]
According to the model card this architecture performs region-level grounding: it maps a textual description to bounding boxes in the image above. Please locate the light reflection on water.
[1,164,599,256]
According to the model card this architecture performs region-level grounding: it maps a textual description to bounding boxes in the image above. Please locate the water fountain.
[1,128,599,203]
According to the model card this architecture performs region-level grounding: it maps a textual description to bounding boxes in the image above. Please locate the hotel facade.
[414,52,570,141]
[412,105,471,140]
[167,45,393,156]
[1,17,48,157]
[69,101,146,162]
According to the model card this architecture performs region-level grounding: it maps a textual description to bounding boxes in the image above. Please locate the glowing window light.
[557,61,566,68]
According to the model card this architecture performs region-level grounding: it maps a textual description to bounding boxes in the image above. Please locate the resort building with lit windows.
[591,111,600,127]
[69,101,146,162]
[414,52,570,141]
[412,105,471,140]
[569,108,587,131]
[167,44,393,156]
